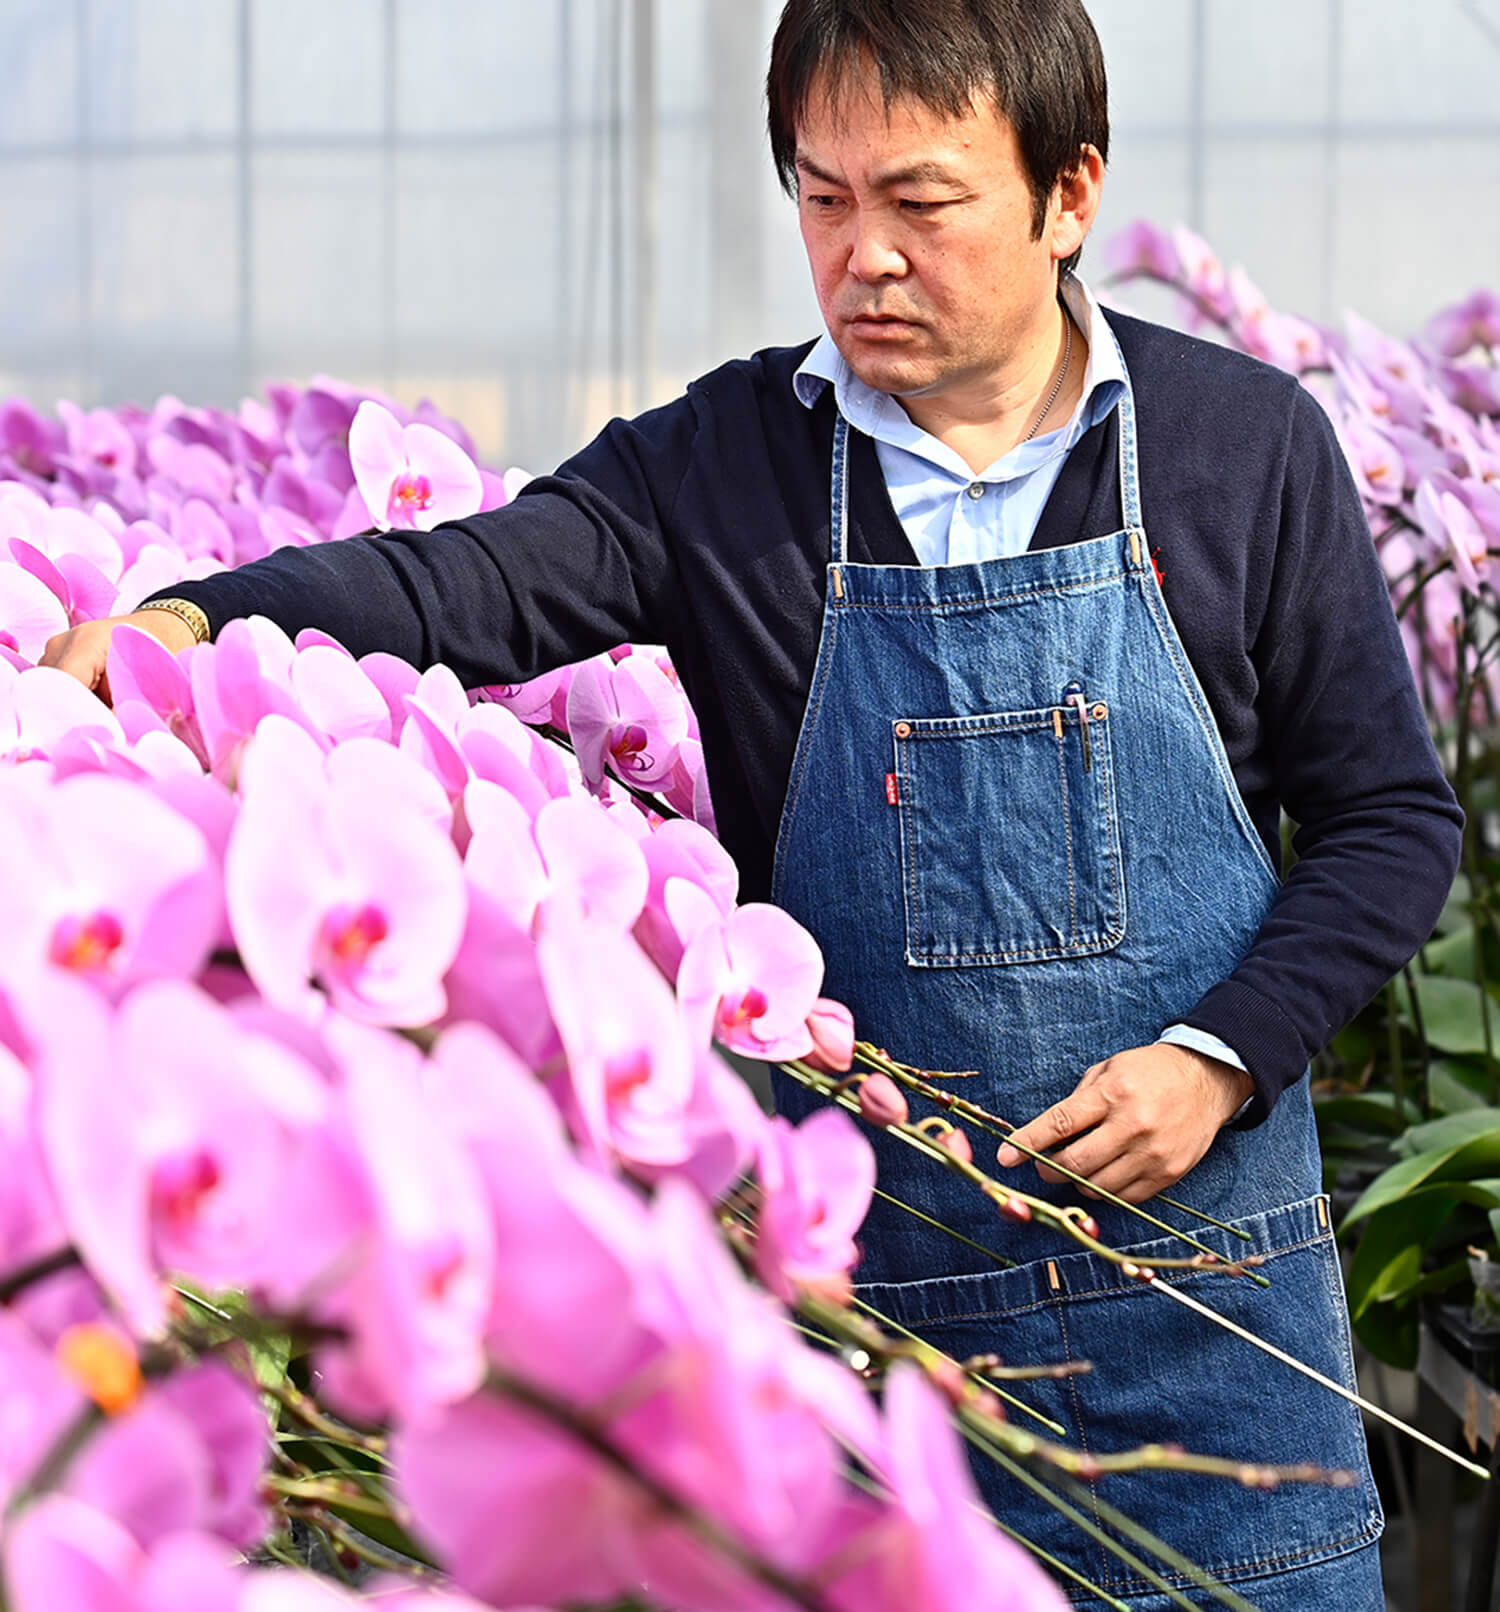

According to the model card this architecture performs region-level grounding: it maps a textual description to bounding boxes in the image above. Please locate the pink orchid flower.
[305,1017,495,1423]
[828,1366,1068,1612]
[566,650,689,793]
[349,400,483,532]
[677,902,825,1061]
[394,1388,648,1611]
[4,1498,247,1612]
[538,908,700,1172]
[1101,218,1180,283]
[33,975,354,1336]
[64,1362,271,1552]
[1425,288,1500,359]
[754,1110,874,1303]
[634,815,740,978]
[0,768,219,995]
[225,716,466,1025]
[424,1021,657,1400]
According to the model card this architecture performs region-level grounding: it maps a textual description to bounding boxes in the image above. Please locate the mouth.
[845,313,919,339]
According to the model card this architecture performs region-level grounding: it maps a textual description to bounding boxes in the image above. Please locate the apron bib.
[769,359,1384,1609]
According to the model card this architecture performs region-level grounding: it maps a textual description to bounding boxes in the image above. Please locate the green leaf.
[1352,1294,1419,1369]
[1422,925,1477,980]
[1313,1091,1416,1135]
[1404,974,1498,1056]
[1399,1106,1500,1157]
[1346,1190,1460,1319]
[1426,1058,1492,1115]
[1343,1119,1500,1226]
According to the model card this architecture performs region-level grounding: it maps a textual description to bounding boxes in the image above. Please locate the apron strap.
[830,414,851,566]
[1107,322,1146,544]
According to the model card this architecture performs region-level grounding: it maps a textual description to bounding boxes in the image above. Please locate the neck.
[899,298,1089,475]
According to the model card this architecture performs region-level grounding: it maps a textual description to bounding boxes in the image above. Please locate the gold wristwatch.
[140,597,211,644]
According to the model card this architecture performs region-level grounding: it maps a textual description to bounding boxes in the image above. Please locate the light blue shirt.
[792,276,1126,566]
[793,276,1250,1092]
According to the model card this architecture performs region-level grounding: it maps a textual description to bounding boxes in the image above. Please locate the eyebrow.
[794,154,967,190]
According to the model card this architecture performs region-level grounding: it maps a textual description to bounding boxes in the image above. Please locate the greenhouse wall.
[2,0,1499,468]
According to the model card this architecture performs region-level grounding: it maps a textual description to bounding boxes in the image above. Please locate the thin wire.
[1147,1276,1490,1481]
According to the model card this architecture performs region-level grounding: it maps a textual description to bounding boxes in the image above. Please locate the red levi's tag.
[885,773,900,806]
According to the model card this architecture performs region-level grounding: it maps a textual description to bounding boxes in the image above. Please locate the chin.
[842,352,940,399]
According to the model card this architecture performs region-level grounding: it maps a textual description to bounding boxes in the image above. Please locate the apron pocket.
[892,704,1125,967]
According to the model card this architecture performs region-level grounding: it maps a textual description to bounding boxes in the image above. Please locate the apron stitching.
[1171,1519,1383,1583]
[770,604,841,900]
[832,571,1130,611]
[857,1226,1340,1324]
[903,759,923,960]
[1056,718,1079,942]
[1053,1298,1107,1592]
[1132,563,1281,887]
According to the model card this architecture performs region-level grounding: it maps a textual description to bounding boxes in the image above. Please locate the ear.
[1048,144,1105,267]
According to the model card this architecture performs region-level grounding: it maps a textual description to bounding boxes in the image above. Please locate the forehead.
[794,70,1019,181]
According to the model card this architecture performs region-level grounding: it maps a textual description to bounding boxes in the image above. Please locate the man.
[47,3,1457,1605]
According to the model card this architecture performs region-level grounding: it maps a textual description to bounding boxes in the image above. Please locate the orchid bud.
[927,1355,968,1407]
[802,996,856,1073]
[938,1125,972,1165]
[856,1072,909,1128]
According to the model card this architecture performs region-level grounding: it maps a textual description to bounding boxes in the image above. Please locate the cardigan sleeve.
[147,395,700,689]
[1179,384,1463,1122]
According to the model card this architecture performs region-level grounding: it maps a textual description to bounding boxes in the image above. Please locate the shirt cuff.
[1156,1024,1255,1125]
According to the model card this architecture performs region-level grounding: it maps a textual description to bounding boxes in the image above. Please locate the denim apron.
[769,363,1385,1609]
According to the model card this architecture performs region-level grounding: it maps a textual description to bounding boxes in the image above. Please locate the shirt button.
[967,482,985,500]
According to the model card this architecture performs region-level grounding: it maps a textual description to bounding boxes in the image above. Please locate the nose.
[846,214,906,283]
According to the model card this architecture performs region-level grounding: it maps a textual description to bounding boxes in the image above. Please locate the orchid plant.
[0,329,1458,1612]
[1103,222,1500,1376]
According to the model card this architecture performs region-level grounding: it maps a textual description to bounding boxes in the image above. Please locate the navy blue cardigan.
[158,310,1462,1120]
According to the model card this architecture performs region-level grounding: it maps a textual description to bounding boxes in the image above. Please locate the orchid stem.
[0,1245,82,1305]
[845,1294,1068,1438]
[851,1042,1261,1264]
[6,1405,102,1520]
[841,1293,1352,1488]
[962,1421,1258,1612]
[870,1185,1017,1269]
[785,1061,1261,1282]
[302,1510,436,1578]
[267,1477,398,1520]
[260,1379,388,1458]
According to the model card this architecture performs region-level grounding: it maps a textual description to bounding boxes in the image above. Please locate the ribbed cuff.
[1179,979,1313,1129]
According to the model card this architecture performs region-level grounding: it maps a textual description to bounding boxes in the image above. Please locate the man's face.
[795,70,1083,419]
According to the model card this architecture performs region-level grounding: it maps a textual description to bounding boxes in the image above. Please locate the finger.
[997,1086,1112,1169]
[38,629,72,671]
[1041,1123,1136,1186]
[1074,1162,1150,1203]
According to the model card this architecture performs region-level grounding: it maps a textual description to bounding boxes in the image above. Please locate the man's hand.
[995,1043,1254,1204]
[40,610,199,703]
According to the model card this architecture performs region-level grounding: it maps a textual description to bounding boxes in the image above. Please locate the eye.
[899,199,944,216]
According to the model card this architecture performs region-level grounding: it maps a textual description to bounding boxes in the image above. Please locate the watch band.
[140,597,211,645]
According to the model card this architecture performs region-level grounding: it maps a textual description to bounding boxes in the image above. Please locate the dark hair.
[766,0,1109,276]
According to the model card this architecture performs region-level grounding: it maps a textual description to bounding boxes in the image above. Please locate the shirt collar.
[792,275,1126,482]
